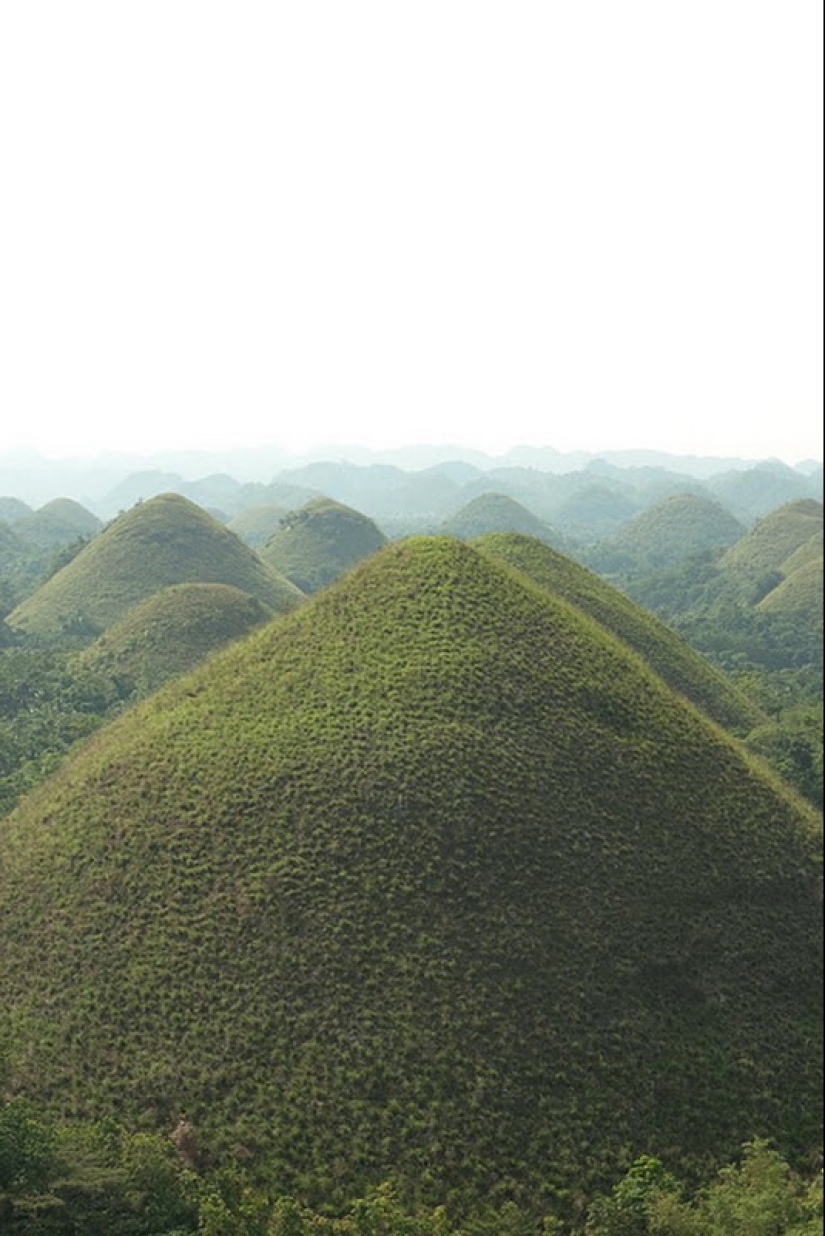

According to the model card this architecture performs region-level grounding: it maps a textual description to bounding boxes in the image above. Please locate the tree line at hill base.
[1,1102,821,1235]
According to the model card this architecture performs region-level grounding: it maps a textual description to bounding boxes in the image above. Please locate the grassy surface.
[474,533,764,733]
[720,501,823,578]
[0,537,820,1213]
[259,497,387,593]
[226,504,290,547]
[758,557,824,619]
[75,583,274,696]
[16,499,102,550]
[440,493,569,549]
[6,493,303,642]
[610,494,745,567]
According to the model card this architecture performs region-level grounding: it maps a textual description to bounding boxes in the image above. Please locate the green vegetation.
[440,493,569,549]
[227,504,291,547]
[0,538,820,1218]
[758,558,823,619]
[719,501,823,580]
[16,498,102,550]
[76,582,274,697]
[607,494,745,571]
[259,497,387,593]
[6,493,303,642]
[474,533,762,732]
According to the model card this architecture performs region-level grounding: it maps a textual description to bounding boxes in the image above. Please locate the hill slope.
[0,539,819,1209]
[439,492,569,549]
[75,582,274,695]
[259,497,387,593]
[16,497,103,550]
[720,500,823,579]
[757,557,824,619]
[6,493,303,641]
[610,493,745,568]
[226,504,290,547]
[474,533,763,732]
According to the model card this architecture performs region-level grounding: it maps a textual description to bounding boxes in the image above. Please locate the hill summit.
[259,496,387,593]
[0,538,819,1209]
[6,493,303,641]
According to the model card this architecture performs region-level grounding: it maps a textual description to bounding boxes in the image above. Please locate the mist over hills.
[0,538,820,1213]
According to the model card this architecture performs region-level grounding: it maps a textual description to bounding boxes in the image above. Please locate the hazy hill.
[608,493,746,569]
[17,498,103,550]
[0,521,29,573]
[0,497,32,524]
[0,538,819,1208]
[550,481,638,539]
[474,533,763,732]
[259,497,387,593]
[6,493,303,642]
[75,582,274,695]
[708,463,821,522]
[719,500,823,580]
[226,503,290,547]
[440,493,569,548]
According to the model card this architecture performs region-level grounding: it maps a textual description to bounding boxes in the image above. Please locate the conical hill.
[75,582,273,695]
[259,496,387,593]
[6,493,303,641]
[440,492,569,549]
[610,493,745,567]
[0,539,820,1208]
[16,497,103,550]
[720,500,823,578]
[474,533,763,732]
[757,556,824,619]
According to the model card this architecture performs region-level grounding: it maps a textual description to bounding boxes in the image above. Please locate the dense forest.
[0,455,821,1233]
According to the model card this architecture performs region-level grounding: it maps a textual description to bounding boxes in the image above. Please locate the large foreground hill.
[0,538,820,1209]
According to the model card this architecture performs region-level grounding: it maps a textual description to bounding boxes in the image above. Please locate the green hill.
[6,493,303,642]
[610,493,745,568]
[757,557,824,619]
[0,497,32,524]
[259,497,387,593]
[17,497,103,550]
[551,481,638,539]
[226,503,290,547]
[474,533,763,732]
[0,538,819,1211]
[780,527,824,576]
[75,583,274,695]
[720,500,823,579]
[0,521,28,573]
[440,492,569,548]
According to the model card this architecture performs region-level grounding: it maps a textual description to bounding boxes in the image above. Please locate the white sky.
[0,2,822,463]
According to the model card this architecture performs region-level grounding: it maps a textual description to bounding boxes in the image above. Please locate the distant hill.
[0,497,32,524]
[6,493,303,642]
[475,532,763,732]
[440,493,569,548]
[226,504,290,547]
[757,557,824,620]
[16,498,103,550]
[719,500,823,580]
[75,582,274,695]
[0,521,29,573]
[608,493,745,569]
[550,481,638,539]
[0,538,819,1209]
[708,464,821,522]
[259,497,387,593]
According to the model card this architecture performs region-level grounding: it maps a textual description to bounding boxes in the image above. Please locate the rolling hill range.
[75,582,274,696]
[6,493,303,641]
[259,497,387,593]
[473,533,763,732]
[0,537,819,1211]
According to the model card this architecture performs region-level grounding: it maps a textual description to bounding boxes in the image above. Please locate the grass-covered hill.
[0,538,819,1214]
[474,533,763,733]
[549,481,638,540]
[6,493,303,642]
[719,500,823,580]
[757,556,824,620]
[608,493,745,569]
[439,493,569,549]
[16,497,103,550]
[259,497,387,593]
[75,582,274,696]
[226,503,290,547]
[0,521,28,573]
